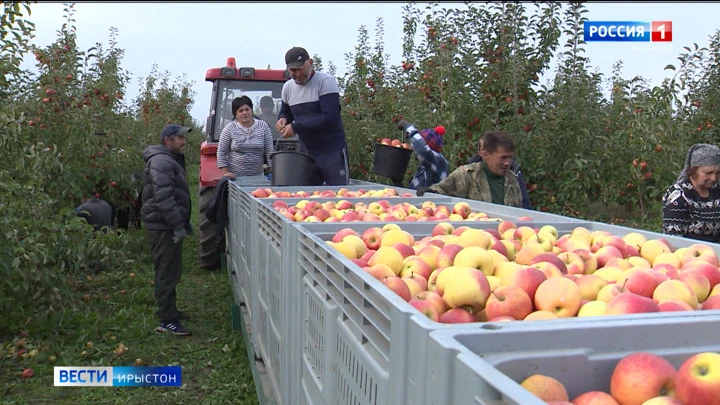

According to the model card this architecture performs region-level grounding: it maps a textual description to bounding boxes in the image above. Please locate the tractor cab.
[198,57,296,270]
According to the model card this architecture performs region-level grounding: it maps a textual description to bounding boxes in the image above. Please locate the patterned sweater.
[662,179,720,243]
[408,133,448,189]
[217,119,274,177]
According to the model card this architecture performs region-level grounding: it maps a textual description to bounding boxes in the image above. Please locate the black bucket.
[373,143,413,181]
[270,151,318,186]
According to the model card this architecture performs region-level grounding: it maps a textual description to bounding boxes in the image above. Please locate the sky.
[19,2,720,130]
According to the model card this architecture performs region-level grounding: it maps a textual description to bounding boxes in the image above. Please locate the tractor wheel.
[199,185,223,270]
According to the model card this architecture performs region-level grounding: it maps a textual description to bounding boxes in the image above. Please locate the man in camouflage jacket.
[420,131,523,208]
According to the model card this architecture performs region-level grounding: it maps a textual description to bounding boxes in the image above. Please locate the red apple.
[439,307,476,323]
[610,352,677,405]
[676,352,720,405]
[485,285,533,320]
[409,299,441,322]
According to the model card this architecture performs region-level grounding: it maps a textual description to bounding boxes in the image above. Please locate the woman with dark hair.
[217,96,274,178]
[662,143,720,242]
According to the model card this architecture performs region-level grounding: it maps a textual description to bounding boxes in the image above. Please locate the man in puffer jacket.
[141,123,194,336]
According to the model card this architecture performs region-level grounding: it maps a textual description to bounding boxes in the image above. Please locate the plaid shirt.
[408,133,448,190]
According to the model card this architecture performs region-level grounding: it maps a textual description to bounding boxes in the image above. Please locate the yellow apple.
[534,277,582,317]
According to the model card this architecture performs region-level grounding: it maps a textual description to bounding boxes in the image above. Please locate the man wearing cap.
[276,46,350,185]
[141,123,194,336]
[663,143,720,243]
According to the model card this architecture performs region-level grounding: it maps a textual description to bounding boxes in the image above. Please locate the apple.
[610,352,677,405]
[595,245,624,269]
[332,228,359,243]
[451,202,472,219]
[417,245,442,270]
[439,307,476,323]
[453,246,495,276]
[436,244,464,269]
[520,374,569,402]
[361,227,383,250]
[641,239,673,266]
[530,253,568,274]
[534,277,582,317]
[658,300,694,312]
[392,243,416,259]
[605,291,660,315]
[485,285,533,320]
[575,274,608,301]
[342,235,367,258]
[577,300,608,317]
[653,263,680,280]
[570,391,620,405]
[435,266,491,312]
[432,222,455,236]
[573,249,598,274]
[702,295,720,310]
[251,188,269,198]
[506,266,547,300]
[456,228,492,249]
[364,264,396,281]
[415,290,449,314]
[557,251,586,275]
[351,258,368,268]
[593,266,624,283]
[360,249,376,263]
[532,261,566,280]
[681,243,720,267]
[615,268,659,298]
[653,252,683,270]
[497,220,517,235]
[679,270,711,303]
[382,276,412,301]
[402,276,427,297]
[408,299,441,322]
[331,241,357,260]
[515,243,546,266]
[538,225,559,240]
[524,310,559,321]
[623,232,648,251]
[367,246,404,275]
[653,279,699,309]
[681,261,720,289]
[676,352,720,405]
[399,256,433,280]
[627,255,652,269]
[380,229,413,247]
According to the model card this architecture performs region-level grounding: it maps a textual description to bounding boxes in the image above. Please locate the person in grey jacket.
[141,123,194,336]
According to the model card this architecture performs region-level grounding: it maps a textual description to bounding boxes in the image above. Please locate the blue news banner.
[54,366,182,387]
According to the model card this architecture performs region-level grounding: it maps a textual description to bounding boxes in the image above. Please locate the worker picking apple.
[396,119,449,190]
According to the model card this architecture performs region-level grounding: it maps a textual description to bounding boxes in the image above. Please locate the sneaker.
[156,321,192,336]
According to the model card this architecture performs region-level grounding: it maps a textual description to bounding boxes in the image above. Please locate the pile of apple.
[520,351,720,405]
[272,199,531,223]
[325,221,720,323]
[250,187,411,199]
[379,138,412,150]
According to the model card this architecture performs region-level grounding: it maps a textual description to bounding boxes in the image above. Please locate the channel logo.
[54,366,182,387]
[584,21,672,42]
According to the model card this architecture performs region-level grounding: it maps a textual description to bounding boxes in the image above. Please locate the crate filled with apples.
[268,199,528,223]
[423,314,720,405]
[246,185,416,199]
[322,220,720,324]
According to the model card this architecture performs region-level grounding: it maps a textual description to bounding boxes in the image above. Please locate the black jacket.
[207,176,231,244]
[140,145,191,231]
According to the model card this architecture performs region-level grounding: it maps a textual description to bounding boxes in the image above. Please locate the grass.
[0,169,260,405]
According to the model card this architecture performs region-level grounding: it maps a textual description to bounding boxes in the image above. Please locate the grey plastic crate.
[289,220,720,405]
[426,313,720,405]
[254,196,456,405]
[238,184,419,198]
[287,221,591,405]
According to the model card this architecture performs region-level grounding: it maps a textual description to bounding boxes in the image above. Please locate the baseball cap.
[160,124,192,142]
[285,46,310,69]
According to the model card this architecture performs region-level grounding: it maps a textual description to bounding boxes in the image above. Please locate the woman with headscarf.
[662,143,720,242]
[217,96,274,178]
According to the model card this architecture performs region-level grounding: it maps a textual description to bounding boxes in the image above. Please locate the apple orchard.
[4,1,720,400]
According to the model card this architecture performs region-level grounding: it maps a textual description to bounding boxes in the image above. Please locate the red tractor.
[198,57,295,269]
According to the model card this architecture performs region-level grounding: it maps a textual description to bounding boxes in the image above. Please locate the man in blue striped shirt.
[276,47,350,185]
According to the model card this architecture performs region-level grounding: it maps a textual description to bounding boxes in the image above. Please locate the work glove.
[396,119,418,141]
[172,228,187,244]
[416,187,430,197]
[186,222,194,235]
